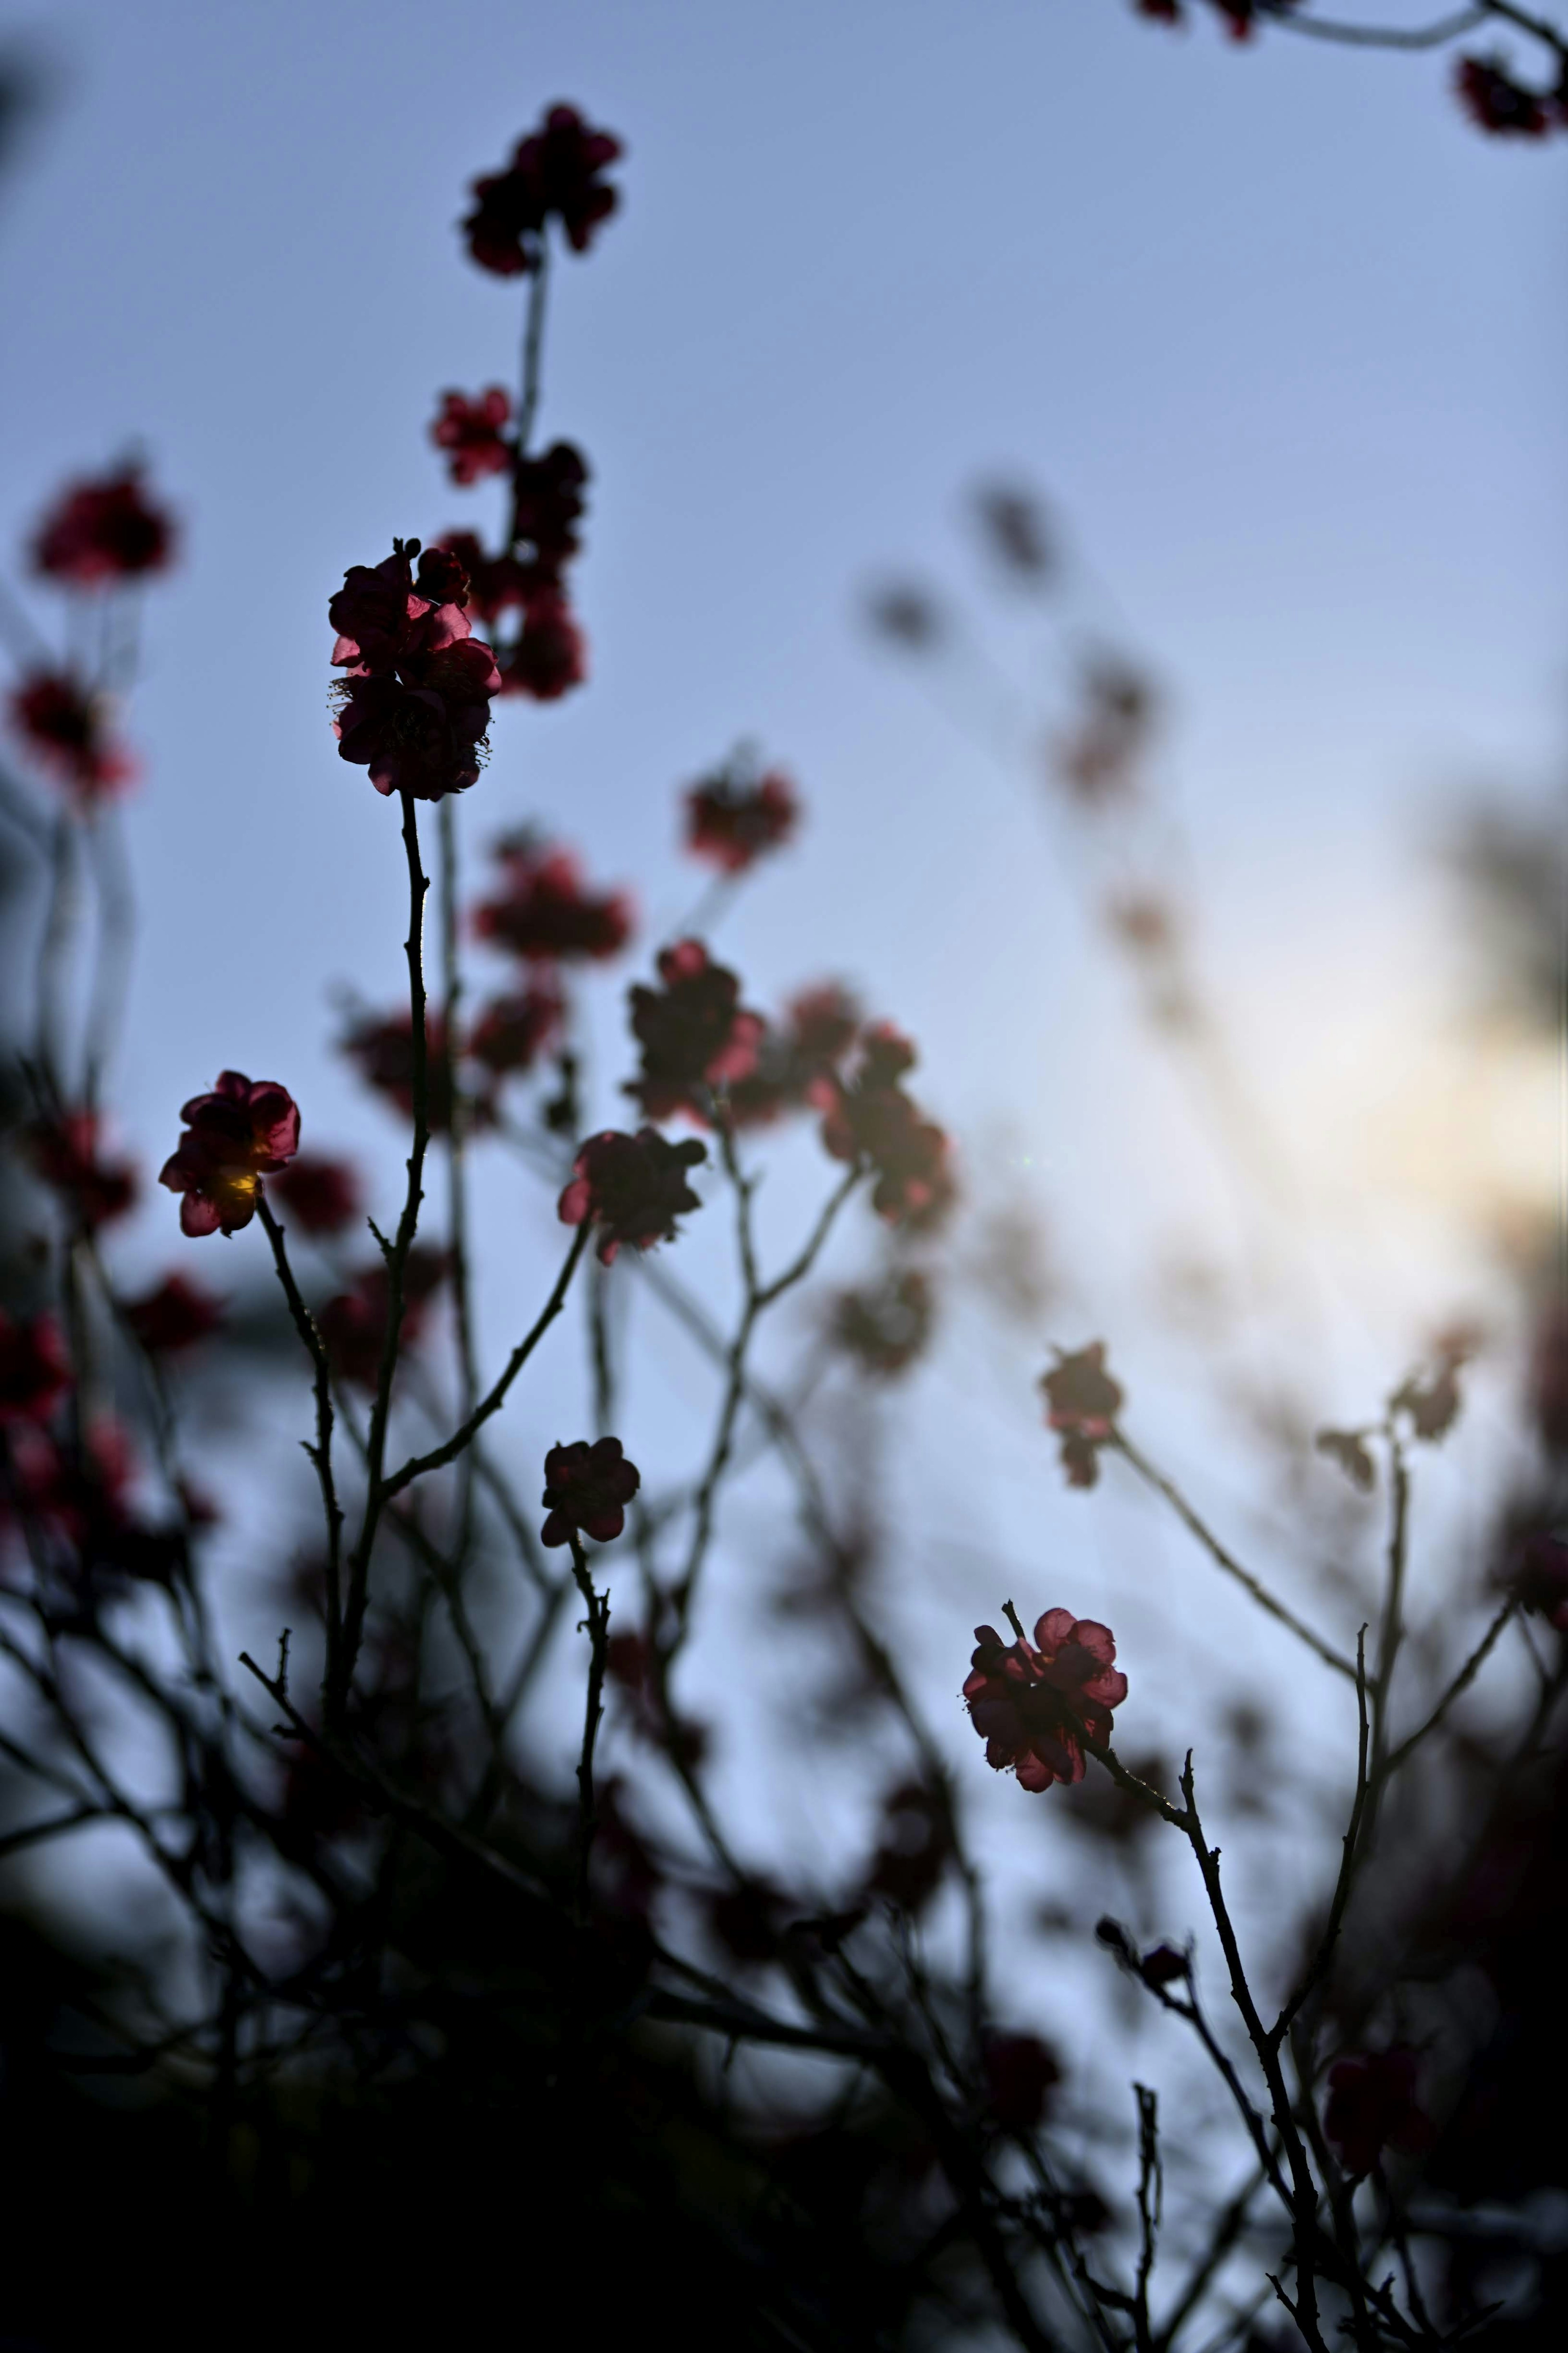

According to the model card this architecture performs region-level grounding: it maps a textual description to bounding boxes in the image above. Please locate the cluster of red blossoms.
[625,941,766,1123]
[463,105,622,277]
[7,674,135,806]
[160,1071,301,1237]
[964,1610,1129,1792]
[1040,1343,1123,1488]
[31,465,175,587]
[684,758,800,875]
[559,1127,708,1265]
[815,1024,954,1229]
[540,1436,640,1546]
[330,540,501,802]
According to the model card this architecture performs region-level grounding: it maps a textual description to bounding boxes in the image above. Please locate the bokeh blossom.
[463,105,623,276]
[0,1312,71,1423]
[684,762,799,874]
[159,1071,301,1237]
[1040,1343,1123,1488]
[124,1274,223,1357]
[964,1610,1128,1792]
[9,674,135,804]
[558,1128,707,1264]
[270,1152,362,1238]
[430,387,513,486]
[31,466,175,587]
[27,1112,138,1231]
[473,839,632,963]
[815,1023,953,1227]
[468,982,564,1078]
[625,940,765,1122]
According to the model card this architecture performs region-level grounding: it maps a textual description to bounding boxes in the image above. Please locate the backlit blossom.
[685,763,800,874]
[430,387,513,486]
[1040,1343,1123,1488]
[270,1152,363,1237]
[31,466,175,587]
[0,1312,71,1423]
[1324,2049,1432,2177]
[815,1024,954,1227]
[123,1274,223,1356]
[463,105,623,277]
[625,940,765,1122]
[963,1610,1129,1792]
[158,1071,300,1238]
[27,1111,138,1231]
[558,1127,707,1264]
[468,981,564,1076]
[541,1435,640,1546]
[473,838,632,963]
[9,673,135,804]
[330,542,501,801]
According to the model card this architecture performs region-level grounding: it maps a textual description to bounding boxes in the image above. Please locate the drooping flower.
[430,387,513,486]
[27,1111,138,1230]
[1454,55,1550,136]
[158,1071,301,1238]
[31,466,175,587]
[625,940,766,1122]
[815,1023,954,1228]
[540,1435,640,1546]
[963,1610,1129,1792]
[0,1311,71,1423]
[123,1273,223,1356]
[473,838,632,963]
[269,1152,363,1237]
[9,673,135,804]
[463,105,624,277]
[468,981,564,1077]
[684,762,800,874]
[1040,1343,1123,1488]
[500,584,588,701]
[558,1127,707,1264]
[330,542,501,802]
[1324,2049,1432,2177]
[319,1250,445,1389]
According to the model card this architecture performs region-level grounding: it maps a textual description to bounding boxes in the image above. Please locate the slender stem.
[514,234,551,475]
[437,795,480,1573]
[256,1195,344,1665]
[566,1529,610,1924]
[1384,1599,1516,1776]
[1113,1432,1357,1681]
[1271,1632,1370,2049]
[1263,3,1488,47]
[35,808,80,1093]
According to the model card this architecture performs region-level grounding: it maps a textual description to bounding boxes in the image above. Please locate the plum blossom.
[463,105,624,277]
[159,1071,301,1238]
[625,940,765,1123]
[474,838,631,964]
[330,542,501,801]
[32,466,175,587]
[430,387,512,485]
[684,761,800,874]
[541,1436,640,1546]
[558,1128,707,1264]
[9,673,135,804]
[964,1610,1128,1792]
[815,1023,953,1227]
[270,1153,362,1237]
[1040,1343,1123,1488]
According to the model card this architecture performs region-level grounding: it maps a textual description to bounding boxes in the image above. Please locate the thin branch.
[1263,3,1488,48]
[256,1194,344,1663]
[1271,1630,1371,2048]
[1384,1598,1516,1776]
[566,1530,610,1923]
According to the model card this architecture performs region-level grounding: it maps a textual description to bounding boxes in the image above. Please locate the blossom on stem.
[558,1127,707,1265]
[513,442,589,571]
[1040,1343,1123,1488]
[430,387,513,486]
[0,1312,71,1423]
[814,1023,954,1228]
[1323,2049,1432,2177]
[270,1151,363,1237]
[463,105,624,276]
[27,1112,138,1231]
[963,1610,1128,1793]
[540,1436,640,1546]
[330,542,501,802]
[684,761,800,874]
[625,940,765,1123]
[9,673,135,804]
[31,466,175,587]
[468,981,564,1077]
[158,1071,301,1238]
[124,1273,223,1356]
[473,839,632,963]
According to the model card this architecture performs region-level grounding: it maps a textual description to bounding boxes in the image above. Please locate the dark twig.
[566,1530,610,1923]
[256,1194,343,1667]
[1272,1630,1371,2049]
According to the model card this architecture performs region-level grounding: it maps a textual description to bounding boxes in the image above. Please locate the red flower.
[473,839,632,964]
[963,1610,1129,1792]
[123,1274,223,1356]
[31,466,175,587]
[1324,2049,1432,2177]
[468,981,564,1077]
[270,1152,362,1237]
[339,1010,469,1133]
[1040,1343,1123,1488]
[1510,1532,1568,1632]
[1455,56,1550,136]
[685,764,800,874]
[558,1128,707,1265]
[27,1112,138,1231]
[625,940,765,1123]
[430,387,513,486]
[9,673,135,804]
[500,585,588,701]
[158,1071,301,1238]
[330,542,501,802]
[463,105,623,277]
[513,442,589,572]
[815,1024,954,1227]
[541,1436,640,1546]
[0,1312,71,1423]
[983,2034,1061,2130]
[320,1250,445,1389]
